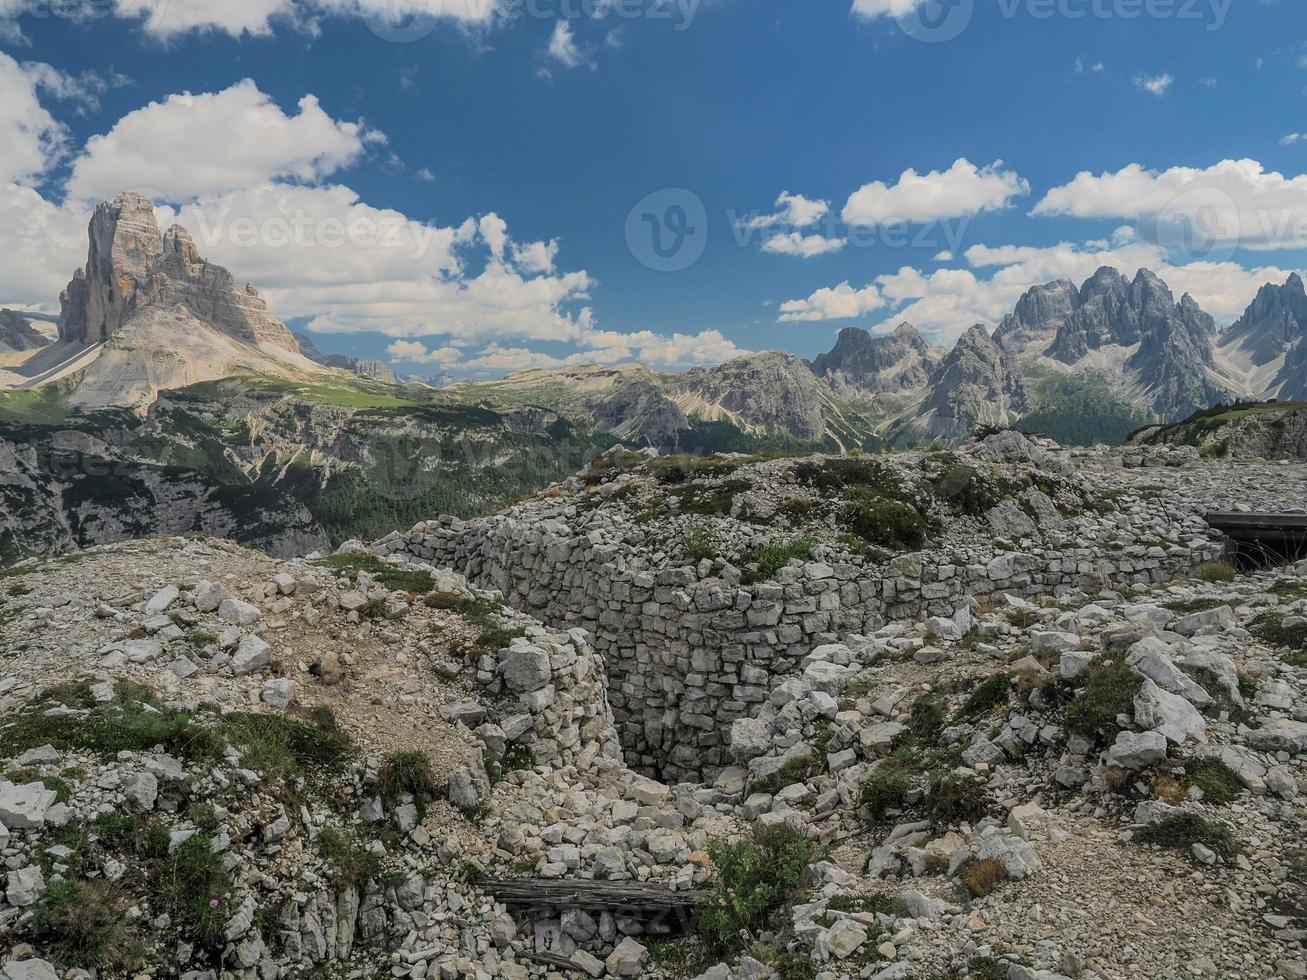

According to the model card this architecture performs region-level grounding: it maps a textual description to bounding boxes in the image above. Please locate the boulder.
[1133,679,1206,744]
[230,635,272,676]
[218,597,261,626]
[0,782,57,830]
[1106,730,1168,770]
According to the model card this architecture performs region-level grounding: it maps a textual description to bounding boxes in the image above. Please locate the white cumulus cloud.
[1034,158,1307,251]
[740,191,831,230]
[0,53,70,186]
[760,231,845,258]
[849,0,928,20]
[66,79,379,204]
[0,0,499,42]
[779,282,886,322]
[1135,73,1175,96]
[841,158,1029,226]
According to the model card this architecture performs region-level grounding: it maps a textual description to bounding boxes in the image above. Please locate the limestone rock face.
[354,359,397,384]
[591,376,688,449]
[994,278,1079,355]
[0,310,49,352]
[1220,272,1307,400]
[809,322,943,399]
[675,351,828,441]
[59,192,163,345]
[909,324,1030,440]
[57,191,298,353]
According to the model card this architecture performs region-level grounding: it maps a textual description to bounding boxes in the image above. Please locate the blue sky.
[2,0,1306,378]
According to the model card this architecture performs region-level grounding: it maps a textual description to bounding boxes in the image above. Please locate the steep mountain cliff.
[1219,273,1307,401]
[994,279,1078,355]
[809,322,943,399]
[0,310,49,352]
[996,267,1231,421]
[671,352,829,441]
[899,324,1031,441]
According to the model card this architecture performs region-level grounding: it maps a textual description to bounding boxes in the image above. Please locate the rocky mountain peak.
[58,192,299,354]
[1079,265,1129,300]
[1220,273,1307,398]
[678,351,828,440]
[0,309,49,352]
[995,278,1078,355]
[59,191,165,345]
[810,321,940,398]
[911,323,1030,439]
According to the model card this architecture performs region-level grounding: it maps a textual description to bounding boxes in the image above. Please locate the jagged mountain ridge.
[0,310,49,353]
[294,330,399,384]
[2,193,1305,486]
[1219,273,1307,401]
[809,322,943,400]
[992,267,1229,421]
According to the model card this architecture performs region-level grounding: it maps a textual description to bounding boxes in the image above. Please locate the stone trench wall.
[375,516,1222,784]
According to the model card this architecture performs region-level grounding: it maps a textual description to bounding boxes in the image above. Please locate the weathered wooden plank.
[1207,512,1307,531]
[485,878,705,912]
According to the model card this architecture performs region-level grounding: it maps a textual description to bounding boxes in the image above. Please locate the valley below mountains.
[2,192,1307,566]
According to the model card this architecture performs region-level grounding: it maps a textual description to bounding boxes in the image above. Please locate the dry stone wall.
[375,480,1226,783]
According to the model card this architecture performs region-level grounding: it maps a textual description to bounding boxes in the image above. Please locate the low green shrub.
[317,827,382,886]
[313,553,435,594]
[1249,612,1307,656]
[683,526,717,563]
[699,825,821,952]
[750,754,822,795]
[859,763,909,822]
[29,880,142,970]
[1182,758,1243,805]
[740,540,815,584]
[1063,662,1143,739]
[907,696,946,745]
[154,835,233,952]
[955,672,1014,721]
[843,490,928,551]
[216,710,354,780]
[926,772,989,826]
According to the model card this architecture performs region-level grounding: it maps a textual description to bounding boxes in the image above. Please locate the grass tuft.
[1198,561,1237,584]
[958,857,1007,898]
[377,749,440,802]
[955,672,1014,721]
[318,827,382,887]
[926,772,989,826]
[1135,813,1237,860]
[859,763,909,822]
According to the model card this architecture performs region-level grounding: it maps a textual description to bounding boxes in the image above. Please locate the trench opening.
[1208,512,1307,570]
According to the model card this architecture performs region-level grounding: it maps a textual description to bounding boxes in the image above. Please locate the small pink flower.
[210,900,219,909]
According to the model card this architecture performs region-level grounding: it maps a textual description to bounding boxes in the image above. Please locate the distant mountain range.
[1,191,1306,562]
